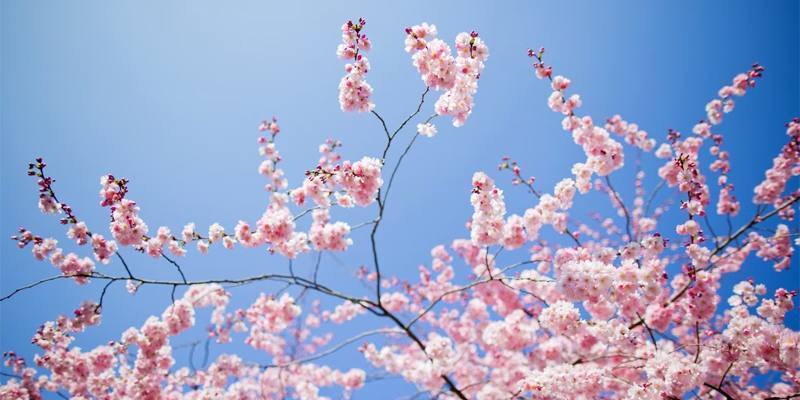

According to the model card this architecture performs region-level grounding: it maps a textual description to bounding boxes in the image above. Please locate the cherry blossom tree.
[2,18,798,400]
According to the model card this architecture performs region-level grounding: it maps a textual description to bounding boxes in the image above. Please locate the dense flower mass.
[338,18,374,112]
[339,156,383,207]
[469,171,506,246]
[2,18,799,400]
[405,24,489,127]
[753,118,800,206]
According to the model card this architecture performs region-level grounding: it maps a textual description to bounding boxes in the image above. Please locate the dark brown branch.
[371,110,391,140]
[636,312,658,350]
[605,176,633,241]
[0,275,71,302]
[162,253,188,284]
[704,383,736,400]
[370,87,431,305]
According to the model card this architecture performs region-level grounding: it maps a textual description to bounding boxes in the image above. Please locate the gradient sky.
[2,1,798,398]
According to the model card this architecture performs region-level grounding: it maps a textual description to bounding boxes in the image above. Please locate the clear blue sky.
[2,1,798,398]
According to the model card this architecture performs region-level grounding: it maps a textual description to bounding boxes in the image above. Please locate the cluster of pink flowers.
[245,293,300,337]
[635,350,705,399]
[293,141,382,212]
[309,208,352,251]
[416,122,437,138]
[689,66,767,218]
[605,114,657,152]
[750,224,794,271]
[481,309,537,350]
[567,116,625,179]
[705,64,764,125]
[62,221,118,264]
[28,158,70,221]
[413,245,460,303]
[191,198,300,258]
[753,118,800,205]
[25,160,120,265]
[257,117,288,192]
[13,228,96,284]
[324,300,366,324]
[337,18,374,112]
[1,278,374,399]
[405,24,489,127]
[339,156,383,207]
[701,129,741,216]
[529,49,626,188]
[555,259,615,301]
[521,364,608,399]
[259,193,311,257]
[494,158,579,241]
[469,172,506,246]
[404,23,455,89]
[521,189,572,240]
[361,332,458,393]
[85,125,382,260]
[99,175,151,250]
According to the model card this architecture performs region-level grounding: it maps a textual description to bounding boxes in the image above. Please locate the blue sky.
[2,1,798,398]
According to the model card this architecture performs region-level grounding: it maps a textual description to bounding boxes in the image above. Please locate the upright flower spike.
[257,117,287,192]
[469,172,506,246]
[337,18,374,112]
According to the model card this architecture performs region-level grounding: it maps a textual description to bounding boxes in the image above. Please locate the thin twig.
[0,275,71,302]
[261,328,402,369]
[605,176,633,241]
[162,253,188,284]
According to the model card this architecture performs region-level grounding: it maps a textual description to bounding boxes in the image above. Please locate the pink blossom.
[66,222,89,245]
[469,172,506,246]
[325,300,366,324]
[417,122,437,137]
[309,208,352,251]
[380,292,409,312]
[539,300,581,335]
[207,223,225,243]
[753,118,799,205]
[553,178,576,209]
[501,214,526,250]
[181,222,196,242]
[556,259,615,301]
[339,156,383,207]
[406,25,489,127]
[38,195,58,213]
[338,19,375,112]
[196,240,209,254]
[605,114,656,151]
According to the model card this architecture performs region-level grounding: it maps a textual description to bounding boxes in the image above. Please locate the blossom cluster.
[337,18,374,112]
[14,228,95,284]
[753,118,800,206]
[469,172,506,246]
[405,23,489,127]
[529,48,625,190]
